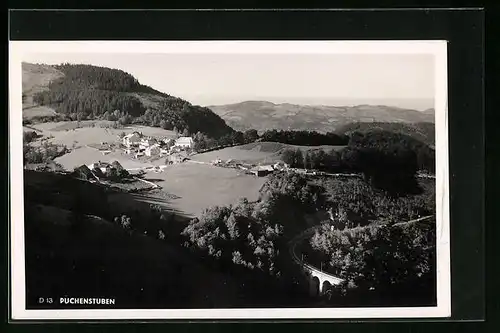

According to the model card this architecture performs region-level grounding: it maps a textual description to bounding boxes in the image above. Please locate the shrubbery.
[192,130,246,152]
[23,142,68,165]
[23,131,40,143]
[111,204,178,241]
[181,198,286,276]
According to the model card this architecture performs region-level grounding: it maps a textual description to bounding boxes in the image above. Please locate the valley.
[19,61,437,309]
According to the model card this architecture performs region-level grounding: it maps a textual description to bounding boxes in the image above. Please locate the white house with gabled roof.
[139,137,158,150]
[145,143,161,157]
[174,136,194,149]
[122,132,141,147]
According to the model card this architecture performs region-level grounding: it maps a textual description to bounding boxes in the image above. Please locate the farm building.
[145,144,161,157]
[139,138,158,150]
[273,161,290,171]
[122,132,141,147]
[166,152,189,164]
[250,165,274,177]
[174,136,194,149]
[88,161,113,174]
[72,164,97,181]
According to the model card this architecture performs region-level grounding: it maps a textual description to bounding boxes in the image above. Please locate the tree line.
[281,130,435,196]
[191,129,259,151]
[260,129,349,146]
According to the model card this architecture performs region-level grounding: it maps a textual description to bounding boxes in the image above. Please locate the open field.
[28,121,176,148]
[134,162,267,218]
[22,105,58,119]
[191,142,347,165]
[191,146,277,164]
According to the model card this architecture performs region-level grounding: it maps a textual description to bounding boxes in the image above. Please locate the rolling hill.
[22,62,234,139]
[208,101,435,134]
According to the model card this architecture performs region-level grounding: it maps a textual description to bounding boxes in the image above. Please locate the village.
[78,128,370,184]
[23,119,368,218]
[87,130,293,178]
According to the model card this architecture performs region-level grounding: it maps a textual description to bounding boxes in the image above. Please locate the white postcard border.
[9,40,450,320]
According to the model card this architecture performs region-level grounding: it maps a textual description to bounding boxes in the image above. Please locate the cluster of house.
[249,161,290,177]
[122,132,194,159]
[210,158,290,177]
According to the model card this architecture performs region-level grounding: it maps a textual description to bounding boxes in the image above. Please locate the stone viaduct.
[288,226,344,297]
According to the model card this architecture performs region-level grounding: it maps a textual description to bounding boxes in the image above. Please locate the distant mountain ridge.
[208,100,435,134]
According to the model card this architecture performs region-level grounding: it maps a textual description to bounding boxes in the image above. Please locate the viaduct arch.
[289,226,344,297]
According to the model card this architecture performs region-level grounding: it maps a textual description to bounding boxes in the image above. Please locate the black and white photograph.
[9,41,450,320]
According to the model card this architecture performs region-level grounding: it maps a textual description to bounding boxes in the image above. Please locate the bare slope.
[208,100,435,133]
[22,62,65,118]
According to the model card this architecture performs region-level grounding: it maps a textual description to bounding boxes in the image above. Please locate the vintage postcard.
[9,40,450,320]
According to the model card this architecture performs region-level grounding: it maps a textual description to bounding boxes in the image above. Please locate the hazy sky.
[23,53,435,110]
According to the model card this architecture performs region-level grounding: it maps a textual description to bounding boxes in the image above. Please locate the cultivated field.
[133,162,267,218]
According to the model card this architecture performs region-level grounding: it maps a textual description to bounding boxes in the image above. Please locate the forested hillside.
[336,122,435,146]
[30,63,234,138]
